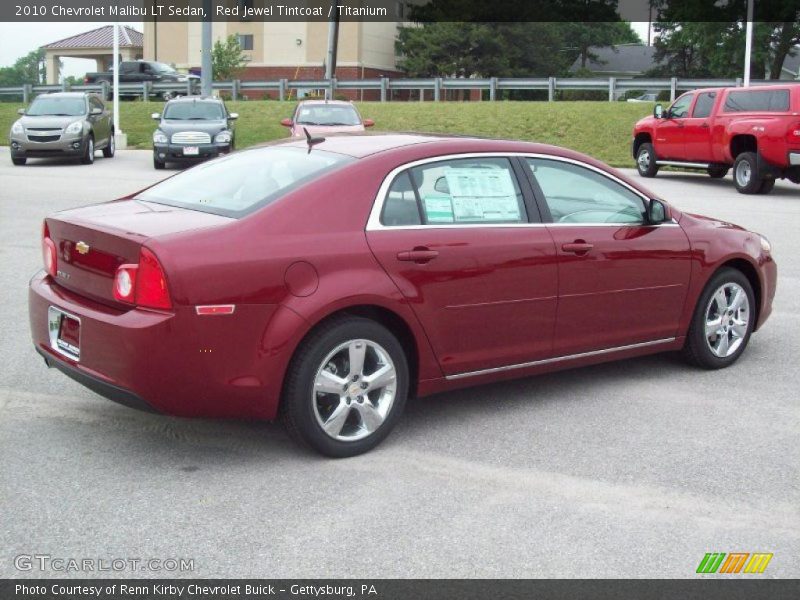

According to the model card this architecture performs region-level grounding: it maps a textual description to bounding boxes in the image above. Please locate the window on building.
[237,34,254,51]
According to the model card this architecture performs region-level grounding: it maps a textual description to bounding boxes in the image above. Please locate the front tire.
[11,157,26,166]
[80,135,95,165]
[282,316,409,457]
[757,178,775,195]
[683,267,755,370]
[102,131,115,158]
[636,142,659,178]
[733,152,762,194]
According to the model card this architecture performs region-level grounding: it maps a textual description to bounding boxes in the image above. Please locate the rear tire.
[102,131,115,158]
[683,267,755,370]
[707,166,729,179]
[732,152,762,194]
[80,135,95,165]
[11,157,26,166]
[636,142,659,178]
[757,178,775,195]
[281,316,409,457]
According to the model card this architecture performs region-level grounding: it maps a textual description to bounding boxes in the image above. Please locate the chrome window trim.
[445,337,676,381]
[366,152,677,231]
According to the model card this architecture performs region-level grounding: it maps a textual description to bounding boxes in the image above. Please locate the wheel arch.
[713,257,763,328]
[633,132,652,158]
[729,134,757,159]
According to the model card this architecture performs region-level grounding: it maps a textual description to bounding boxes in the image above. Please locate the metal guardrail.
[0,77,793,104]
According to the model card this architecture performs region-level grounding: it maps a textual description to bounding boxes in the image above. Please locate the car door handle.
[561,242,594,255]
[397,249,439,263]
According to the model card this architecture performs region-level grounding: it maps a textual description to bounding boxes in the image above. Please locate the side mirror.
[363,118,375,128]
[151,112,161,120]
[280,118,293,127]
[228,112,239,120]
[90,107,103,115]
[654,104,664,119]
[17,108,25,115]
[647,199,670,224]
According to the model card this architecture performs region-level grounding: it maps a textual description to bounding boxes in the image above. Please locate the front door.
[653,92,693,160]
[366,156,559,376]
[683,91,718,162]
[523,157,692,357]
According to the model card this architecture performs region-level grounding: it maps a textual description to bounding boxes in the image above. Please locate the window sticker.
[423,195,455,222]
[443,168,521,222]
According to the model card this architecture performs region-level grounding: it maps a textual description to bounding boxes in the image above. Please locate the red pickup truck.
[632,84,800,194]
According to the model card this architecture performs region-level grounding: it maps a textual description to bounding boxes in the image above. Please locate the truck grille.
[27,130,62,143]
[171,131,211,144]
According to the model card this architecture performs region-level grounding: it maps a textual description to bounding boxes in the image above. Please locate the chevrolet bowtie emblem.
[75,241,90,255]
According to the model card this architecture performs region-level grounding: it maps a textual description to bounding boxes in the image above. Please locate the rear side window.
[381,157,527,226]
[692,92,716,118]
[724,89,790,113]
[134,147,353,217]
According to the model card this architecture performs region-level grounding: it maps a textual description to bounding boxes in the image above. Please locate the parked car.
[84,60,199,100]
[280,99,374,137]
[8,92,115,166]
[632,84,800,194]
[30,134,776,457]
[151,96,238,169]
[627,93,658,103]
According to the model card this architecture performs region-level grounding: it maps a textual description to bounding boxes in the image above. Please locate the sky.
[0,21,654,78]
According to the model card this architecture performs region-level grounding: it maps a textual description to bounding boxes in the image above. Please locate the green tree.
[0,49,46,85]
[211,35,247,81]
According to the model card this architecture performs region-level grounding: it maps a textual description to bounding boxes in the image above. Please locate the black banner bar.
[3,579,800,600]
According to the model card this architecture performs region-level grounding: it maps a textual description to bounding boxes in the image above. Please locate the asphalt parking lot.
[0,147,798,579]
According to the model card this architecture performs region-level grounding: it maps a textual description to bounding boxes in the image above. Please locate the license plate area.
[48,306,81,361]
[183,146,199,156]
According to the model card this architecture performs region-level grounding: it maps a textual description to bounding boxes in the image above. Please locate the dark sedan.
[30,134,776,457]
[151,96,237,169]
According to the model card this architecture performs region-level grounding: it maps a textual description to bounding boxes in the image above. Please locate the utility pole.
[201,0,213,96]
[743,0,754,86]
[325,0,341,98]
[112,23,126,148]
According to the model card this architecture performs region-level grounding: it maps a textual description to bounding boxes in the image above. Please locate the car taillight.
[112,248,172,310]
[42,222,57,278]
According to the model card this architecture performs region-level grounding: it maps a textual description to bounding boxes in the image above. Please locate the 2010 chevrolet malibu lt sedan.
[29,134,777,457]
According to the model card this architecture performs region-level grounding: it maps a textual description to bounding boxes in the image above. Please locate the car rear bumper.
[154,143,230,162]
[789,152,800,166]
[29,271,286,420]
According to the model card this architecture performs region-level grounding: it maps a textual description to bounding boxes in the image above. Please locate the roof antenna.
[303,127,325,153]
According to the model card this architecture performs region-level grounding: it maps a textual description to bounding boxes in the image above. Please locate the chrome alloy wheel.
[637,148,651,171]
[312,339,397,441]
[704,282,750,358]
[735,159,752,188]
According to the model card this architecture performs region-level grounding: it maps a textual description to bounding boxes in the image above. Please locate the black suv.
[151,96,238,169]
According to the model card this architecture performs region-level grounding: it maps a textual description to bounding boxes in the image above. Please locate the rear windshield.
[134,146,354,217]
[296,104,361,126]
[723,89,790,113]
[164,102,224,120]
[27,96,86,117]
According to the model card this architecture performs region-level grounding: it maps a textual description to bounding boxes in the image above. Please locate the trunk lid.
[46,199,232,307]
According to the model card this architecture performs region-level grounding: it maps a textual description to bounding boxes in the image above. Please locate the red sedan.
[29,134,777,456]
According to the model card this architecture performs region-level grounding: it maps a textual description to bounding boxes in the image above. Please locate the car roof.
[41,92,91,98]
[297,99,354,106]
[682,84,796,95]
[165,96,223,104]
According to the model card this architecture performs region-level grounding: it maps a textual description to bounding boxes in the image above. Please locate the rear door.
[654,92,693,159]
[523,157,692,356]
[683,91,718,162]
[366,155,558,376]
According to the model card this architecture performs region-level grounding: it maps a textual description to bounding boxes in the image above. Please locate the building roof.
[570,44,662,76]
[42,25,143,50]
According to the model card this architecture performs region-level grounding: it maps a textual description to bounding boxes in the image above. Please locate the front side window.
[526,158,646,225]
[295,104,361,126]
[381,157,527,226]
[692,92,716,118]
[135,147,353,217]
[668,93,693,118]
[27,96,86,117]
[163,102,225,120]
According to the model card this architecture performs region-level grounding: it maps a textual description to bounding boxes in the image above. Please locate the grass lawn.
[0,100,652,167]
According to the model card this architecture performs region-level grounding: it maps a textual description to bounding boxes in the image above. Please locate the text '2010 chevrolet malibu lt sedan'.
[29,134,777,457]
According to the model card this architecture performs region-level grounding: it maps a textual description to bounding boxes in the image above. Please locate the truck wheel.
[707,166,729,179]
[733,152,763,194]
[80,135,95,165]
[636,143,659,178]
[11,157,26,166]
[757,179,775,194]
[102,131,115,158]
